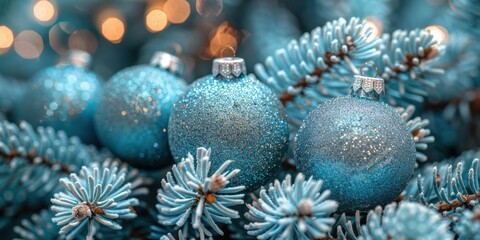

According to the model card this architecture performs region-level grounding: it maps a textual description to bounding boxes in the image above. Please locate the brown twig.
[1,150,72,174]
[437,192,480,212]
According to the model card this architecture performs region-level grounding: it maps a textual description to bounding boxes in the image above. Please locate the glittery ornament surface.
[14,64,102,144]
[168,75,289,191]
[295,97,416,213]
[95,65,187,169]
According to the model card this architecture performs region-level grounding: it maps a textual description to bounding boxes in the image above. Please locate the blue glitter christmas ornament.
[95,51,187,169]
[14,50,102,144]
[295,67,416,213]
[168,56,289,191]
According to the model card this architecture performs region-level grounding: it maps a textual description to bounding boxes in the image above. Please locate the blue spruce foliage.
[244,173,338,239]
[153,147,245,240]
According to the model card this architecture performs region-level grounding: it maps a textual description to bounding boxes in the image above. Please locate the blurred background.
[0,0,458,82]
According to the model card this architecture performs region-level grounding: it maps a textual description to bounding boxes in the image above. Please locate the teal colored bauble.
[168,57,289,191]
[295,74,416,213]
[14,50,102,144]
[95,52,187,169]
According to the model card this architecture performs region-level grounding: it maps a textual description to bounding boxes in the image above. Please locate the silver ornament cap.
[350,62,385,101]
[150,51,184,77]
[212,57,247,79]
[61,49,92,68]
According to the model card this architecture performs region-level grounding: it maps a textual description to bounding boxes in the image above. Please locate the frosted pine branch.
[154,147,245,240]
[245,173,338,239]
[51,163,139,239]
[397,105,435,164]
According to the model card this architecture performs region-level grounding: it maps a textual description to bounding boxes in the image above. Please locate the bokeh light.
[0,26,14,52]
[14,30,44,59]
[33,0,57,23]
[363,16,383,42]
[163,0,191,24]
[425,25,448,44]
[208,22,238,57]
[145,9,168,32]
[101,17,125,43]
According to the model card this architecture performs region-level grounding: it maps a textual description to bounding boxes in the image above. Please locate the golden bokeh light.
[425,25,448,45]
[68,29,98,54]
[363,16,383,42]
[208,22,239,57]
[146,9,168,32]
[101,17,125,43]
[14,30,44,59]
[33,0,56,23]
[0,26,14,50]
[163,0,191,24]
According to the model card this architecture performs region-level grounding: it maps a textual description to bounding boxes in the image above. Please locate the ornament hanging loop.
[220,46,236,58]
[360,61,379,78]
[350,62,384,101]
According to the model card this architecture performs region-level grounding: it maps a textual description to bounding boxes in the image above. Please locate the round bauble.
[95,52,187,169]
[14,50,102,144]
[295,75,416,213]
[168,57,289,191]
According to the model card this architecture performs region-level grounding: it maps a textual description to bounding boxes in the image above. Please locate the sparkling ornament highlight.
[168,56,289,191]
[14,50,102,144]
[95,51,187,169]
[295,68,416,212]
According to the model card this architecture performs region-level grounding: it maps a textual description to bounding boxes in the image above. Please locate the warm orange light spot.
[163,0,191,24]
[14,30,44,59]
[210,34,237,56]
[33,0,56,23]
[425,25,448,45]
[363,16,383,43]
[146,9,168,32]
[101,17,125,43]
[68,29,98,54]
[208,22,239,57]
[0,26,14,50]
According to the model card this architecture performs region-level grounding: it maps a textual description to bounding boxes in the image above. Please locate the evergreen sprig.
[154,147,245,240]
[244,173,338,240]
[336,202,453,240]
[403,150,480,214]
[51,162,139,239]
[396,105,434,164]
[0,121,98,217]
[376,29,444,106]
